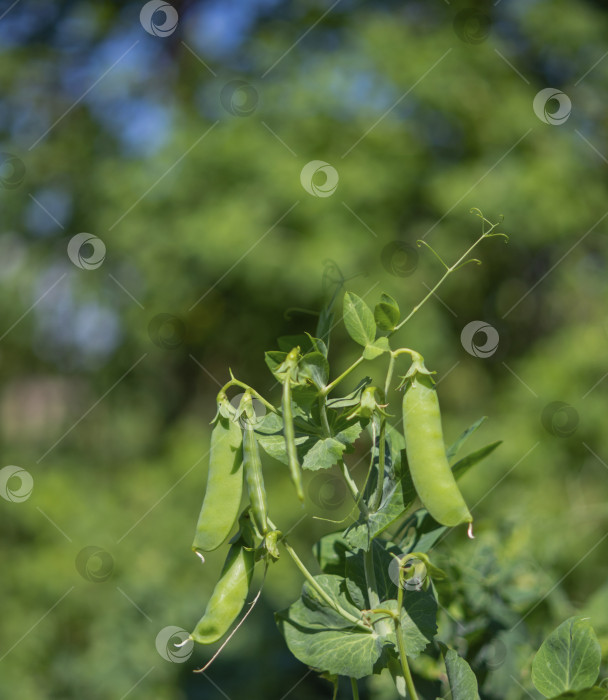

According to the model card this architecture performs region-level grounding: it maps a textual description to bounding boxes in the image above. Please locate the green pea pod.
[242,395,268,536]
[190,535,255,645]
[402,368,472,528]
[282,360,304,502]
[192,410,244,556]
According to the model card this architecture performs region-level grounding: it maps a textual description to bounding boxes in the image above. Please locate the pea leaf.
[298,351,329,390]
[397,510,447,555]
[446,416,488,462]
[302,437,346,471]
[344,539,401,607]
[532,617,601,697]
[374,293,400,331]
[326,378,371,410]
[343,292,376,346]
[275,575,384,678]
[444,648,480,700]
[550,689,608,700]
[313,532,354,576]
[379,592,438,659]
[451,441,502,481]
[265,350,288,381]
[363,336,390,360]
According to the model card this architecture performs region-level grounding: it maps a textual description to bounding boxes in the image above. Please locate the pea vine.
[179,210,607,699]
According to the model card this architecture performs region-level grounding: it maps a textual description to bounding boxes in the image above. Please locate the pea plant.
[179,210,606,699]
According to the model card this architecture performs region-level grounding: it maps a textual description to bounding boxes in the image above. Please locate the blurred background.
[1,0,608,698]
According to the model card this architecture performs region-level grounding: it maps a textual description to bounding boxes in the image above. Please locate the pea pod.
[242,393,268,536]
[192,400,244,556]
[190,532,255,645]
[402,365,472,528]
[282,348,305,502]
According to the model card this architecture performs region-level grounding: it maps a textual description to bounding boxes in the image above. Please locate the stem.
[363,549,392,637]
[339,458,362,506]
[319,398,332,436]
[393,226,500,332]
[280,535,370,633]
[221,379,279,415]
[396,566,419,700]
[350,678,360,700]
[322,356,364,396]
[384,353,396,398]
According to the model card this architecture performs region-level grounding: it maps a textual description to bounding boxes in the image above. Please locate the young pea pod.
[190,530,255,645]
[192,396,244,556]
[242,393,269,536]
[282,348,305,502]
[402,361,472,528]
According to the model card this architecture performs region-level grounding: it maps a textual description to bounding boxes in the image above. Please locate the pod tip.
[195,551,205,564]
[467,521,475,540]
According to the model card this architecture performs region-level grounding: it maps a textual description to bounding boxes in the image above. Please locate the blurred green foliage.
[1,0,608,698]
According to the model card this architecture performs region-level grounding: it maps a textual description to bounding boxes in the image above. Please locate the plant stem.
[363,549,392,637]
[279,535,371,633]
[319,397,332,436]
[339,458,362,506]
[393,226,500,332]
[221,379,279,415]
[322,356,364,396]
[350,677,360,700]
[396,568,419,700]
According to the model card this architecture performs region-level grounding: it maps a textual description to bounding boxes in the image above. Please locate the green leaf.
[343,292,376,346]
[344,539,402,607]
[451,441,502,480]
[380,592,438,659]
[313,532,354,576]
[532,617,601,697]
[298,351,329,390]
[444,648,480,700]
[275,575,383,678]
[363,336,390,360]
[316,307,334,349]
[326,378,372,410]
[397,510,447,555]
[333,419,364,452]
[550,689,608,700]
[265,350,288,381]
[374,293,400,331]
[302,437,346,471]
[446,417,488,462]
